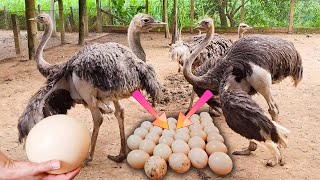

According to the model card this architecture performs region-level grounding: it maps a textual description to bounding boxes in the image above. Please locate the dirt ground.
[0,31,319,180]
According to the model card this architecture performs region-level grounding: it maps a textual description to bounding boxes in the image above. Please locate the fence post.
[11,14,22,56]
[37,4,43,31]
[25,0,38,60]
[58,0,65,44]
[162,0,170,38]
[145,0,149,14]
[96,0,102,33]
[288,0,295,34]
[79,0,86,45]
[4,6,9,30]
[84,3,89,37]
[69,7,76,31]
[190,0,194,33]
[171,0,178,45]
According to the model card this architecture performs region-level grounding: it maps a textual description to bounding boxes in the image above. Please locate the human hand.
[0,158,81,180]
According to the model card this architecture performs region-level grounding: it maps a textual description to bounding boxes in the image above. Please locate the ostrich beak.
[29,18,36,21]
[150,20,167,26]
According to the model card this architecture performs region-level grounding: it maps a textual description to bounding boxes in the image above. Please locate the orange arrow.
[176,90,213,129]
[132,90,168,129]
[152,112,169,129]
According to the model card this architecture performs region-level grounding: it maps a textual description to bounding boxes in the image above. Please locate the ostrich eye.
[40,16,44,19]
[142,19,150,23]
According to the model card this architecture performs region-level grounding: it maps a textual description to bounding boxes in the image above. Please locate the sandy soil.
[0,31,319,180]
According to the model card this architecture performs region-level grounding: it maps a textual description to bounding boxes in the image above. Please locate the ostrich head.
[131,13,166,32]
[197,18,214,33]
[29,13,51,25]
[238,23,252,38]
[169,43,190,72]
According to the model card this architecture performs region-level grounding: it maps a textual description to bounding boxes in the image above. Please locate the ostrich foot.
[232,149,252,156]
[83,156,93,166]
[209,108,221,117]
[268,108,279,121]
[108,153,127,162]
[233,141,257,155]
[266,158,277,167]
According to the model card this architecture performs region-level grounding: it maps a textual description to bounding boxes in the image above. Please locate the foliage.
[0,0,320,30]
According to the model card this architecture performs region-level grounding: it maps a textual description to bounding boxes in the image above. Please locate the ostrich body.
[219,65,289,166]
[18,13,164,163]
[183,18,302,165]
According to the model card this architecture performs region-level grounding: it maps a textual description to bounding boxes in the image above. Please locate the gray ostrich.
[170,22,251,115]
[183,18,302,165]
[18,13,164,163]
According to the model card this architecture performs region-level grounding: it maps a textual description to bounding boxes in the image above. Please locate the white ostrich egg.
[25,114,90,174]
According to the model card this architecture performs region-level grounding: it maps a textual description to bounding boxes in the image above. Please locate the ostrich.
[18,13,164,163]
[238,22,252,39]
[219,63,290,166]
[183,18,302,163]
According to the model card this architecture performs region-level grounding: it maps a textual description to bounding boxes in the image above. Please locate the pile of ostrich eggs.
[25,114,91,174]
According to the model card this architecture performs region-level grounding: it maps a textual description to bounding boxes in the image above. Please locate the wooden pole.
[96,0,102,32]
[79,0,85,45]
[11,14,22,56]
[171,0,178,44]
[288,0,295,33]
[37,4,43,31]
[146,0,149,14]
[190,0,194,33]
[162,0,170,38]
[4,6,8,30]
[58,0,65,44]
[241,0,245,22]
[69,7,76,31]
[50,0,57,37]
[84,2,89,37]
[25,0,37,60]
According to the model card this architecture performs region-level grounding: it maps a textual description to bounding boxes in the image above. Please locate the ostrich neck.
[183,28,214,88]
[238,28,243,38]
[36,22,53,77]
[128,25,146,62]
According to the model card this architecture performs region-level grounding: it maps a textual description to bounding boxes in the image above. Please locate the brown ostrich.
[18,13,164,164]
[182,18,302,166]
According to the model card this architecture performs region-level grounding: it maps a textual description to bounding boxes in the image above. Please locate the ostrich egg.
[25,114,91,174]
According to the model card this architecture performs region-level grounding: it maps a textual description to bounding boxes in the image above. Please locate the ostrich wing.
[18,80,75,142]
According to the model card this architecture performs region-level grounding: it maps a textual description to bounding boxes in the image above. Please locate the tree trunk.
[215,0,228,28]
[58,0,65,44]
[96,0,102,33]
[171,0,178,44]
[288,0,295,33]
[106,1,112,25]
[79,0,85,45]
[50,0,57,37]
[145,0,149,14]
[69,6,76,31]
[190,0,194,33]
[241,0,245,22]
[11,14,22,56]
[4,7,8,30]
[25,0,37,60]
[162,0,170,38]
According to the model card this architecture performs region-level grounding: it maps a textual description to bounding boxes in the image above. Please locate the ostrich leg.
[233,141,257,155]
[108,100,126,162]
[85,107,103,165]
[188,90,195,110]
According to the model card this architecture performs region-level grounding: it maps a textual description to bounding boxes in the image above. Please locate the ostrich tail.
[293,65,303,87]
[18,81,74,143]
[272,121,290,148]
[138,63,162,104]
